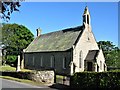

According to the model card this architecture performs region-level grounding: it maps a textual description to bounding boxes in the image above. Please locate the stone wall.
[30,70,54,83]
[24,51,72,75]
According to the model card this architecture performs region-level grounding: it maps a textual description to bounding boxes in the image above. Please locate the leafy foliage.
[97,41,116,51]
[1,1,21,21]
[2,23,34,66]
[97,41,120,69]
[7,55,17,64]
[70,72,120,88]
[106,49,120,68]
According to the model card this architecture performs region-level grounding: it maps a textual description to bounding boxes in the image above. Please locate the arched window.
[83,15,86,23]
[63,57,66,69]
[40,56,43,67]
[50,55,55,68]
[87,15,89,24]
[79,51,82,68]
[100,61,102,70]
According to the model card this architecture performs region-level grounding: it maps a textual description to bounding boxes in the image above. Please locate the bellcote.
[83,6,91,26]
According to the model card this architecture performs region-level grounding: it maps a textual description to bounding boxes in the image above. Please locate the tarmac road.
[1,78,68,90]
[1,78,46,89]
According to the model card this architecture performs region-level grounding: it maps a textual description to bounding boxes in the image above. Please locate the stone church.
[24,6,107,75]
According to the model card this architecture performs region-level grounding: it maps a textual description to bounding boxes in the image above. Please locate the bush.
[6,55,17,66]
[7,55,17,62]
[70,72,120,88]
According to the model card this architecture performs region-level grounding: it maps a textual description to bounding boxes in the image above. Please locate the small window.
[63,57,66,69]
[88,37,90,41]
[50,55,55,68]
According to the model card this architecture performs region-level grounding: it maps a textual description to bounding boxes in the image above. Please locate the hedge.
[1,71,31,80]
[70,71,120,88]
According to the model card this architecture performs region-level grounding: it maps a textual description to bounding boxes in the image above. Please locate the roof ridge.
[38,26,82,37]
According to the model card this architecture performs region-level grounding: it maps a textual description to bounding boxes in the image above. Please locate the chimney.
[36,28,42,36]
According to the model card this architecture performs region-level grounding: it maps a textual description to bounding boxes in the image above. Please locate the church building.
[24,6,107,75]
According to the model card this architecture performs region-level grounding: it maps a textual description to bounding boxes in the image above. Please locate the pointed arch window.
[40,56,43,67]
[63,57,67,69]
[100,61,102,70]
[87,15,89,24]
[50,55,55,68]
[83,15,86,23]
[79,51,83,68]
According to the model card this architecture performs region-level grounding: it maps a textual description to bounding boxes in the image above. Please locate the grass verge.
[0,65,16,71]
[0,65,32,72]
[0,76,50,87]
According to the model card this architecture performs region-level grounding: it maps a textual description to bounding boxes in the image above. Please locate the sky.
[4,2,118,47]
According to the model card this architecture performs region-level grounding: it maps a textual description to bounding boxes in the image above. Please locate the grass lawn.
[0,65,32,72]
[0,65,16,71]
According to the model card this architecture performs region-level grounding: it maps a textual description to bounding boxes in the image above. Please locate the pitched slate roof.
[85,50,99,61]
[25,26,84,52]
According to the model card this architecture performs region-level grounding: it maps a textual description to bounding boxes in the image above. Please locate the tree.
[2,23,34,66]
[97,41,115,51]
[106,49,120,68]
[97,41,120,69]
[1,1,21,21]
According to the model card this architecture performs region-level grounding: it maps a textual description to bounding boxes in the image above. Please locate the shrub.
[6,55,17,65]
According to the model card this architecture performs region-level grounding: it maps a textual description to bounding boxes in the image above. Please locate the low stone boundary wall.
[30,71,54,83]
[1,70,54,84]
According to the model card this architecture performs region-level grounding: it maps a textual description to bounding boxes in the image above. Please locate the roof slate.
[85,50,99,61]
[25,26,83,52]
